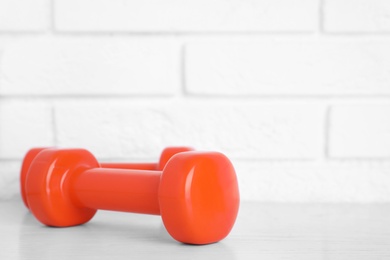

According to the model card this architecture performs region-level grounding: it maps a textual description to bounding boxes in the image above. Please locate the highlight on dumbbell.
[24,148,240,245]
[20,146,194,209]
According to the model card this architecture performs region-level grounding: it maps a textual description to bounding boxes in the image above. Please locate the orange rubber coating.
[20,147,193,209]
[100,162,157,170]
[20,147,48,210]
[25,148,240,245]
[73,169,160,215]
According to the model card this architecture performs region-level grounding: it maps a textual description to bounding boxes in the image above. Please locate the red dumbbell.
[25,148,239,245]
[20,146,193,209]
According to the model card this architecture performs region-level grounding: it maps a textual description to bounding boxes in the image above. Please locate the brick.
[235,160,390,202]
[0,102,54,159]
[329,104,390,158]
[324,0,390,33]
[186,39,390,96]
[0,0,49,31]
[55,101,324,160]
[0,37,179,96]
[55,0,318,32]
[0,162,20,200]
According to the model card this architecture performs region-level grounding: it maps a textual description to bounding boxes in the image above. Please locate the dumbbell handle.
[100,162,157,170]
[71,168,161,215]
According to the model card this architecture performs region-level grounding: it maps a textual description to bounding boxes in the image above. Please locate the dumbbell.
[25,148,239,245]
[20,146,193,209]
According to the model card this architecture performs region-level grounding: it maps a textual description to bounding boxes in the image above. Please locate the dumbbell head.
[25,148,239,244]
[26,148,99,226]
[20,146,193,209]
[20,147,47,208]
[157,146,194,170]
[159,151,240,244]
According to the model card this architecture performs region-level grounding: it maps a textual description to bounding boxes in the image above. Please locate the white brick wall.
[55,101,325,159]
[0,101,54,158]
[0,0,390,202]
[329,103,390,158]
[55,0,318,32]
[0,0,49,31]
[0,37,180,96]
[186,39,390,95]
[324,0,390,33]
[237,160,390,202]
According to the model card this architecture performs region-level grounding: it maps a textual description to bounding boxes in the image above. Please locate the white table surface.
[1,199,390,259]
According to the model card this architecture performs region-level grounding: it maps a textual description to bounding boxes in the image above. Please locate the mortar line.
[324,105,332,159]
[49,31,316,37]
[51,106,59,146]
[3,94,390,100]
[318,0,325,34]
[49,0,55,33]
[180,43,188,98]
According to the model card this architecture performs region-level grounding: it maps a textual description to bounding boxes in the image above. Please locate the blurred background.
[0,0,390,202]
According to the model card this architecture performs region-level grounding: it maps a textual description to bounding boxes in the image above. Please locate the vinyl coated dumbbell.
[20,146,193,209]
[25,148,240,245]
